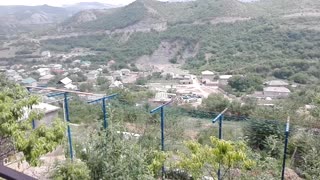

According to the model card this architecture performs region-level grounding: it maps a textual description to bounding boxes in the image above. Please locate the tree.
[243,119,285,151]
[96,76,110,86]
[0,78,65,165]
[201,94,230,112]
[172,137,254,179]
[228,75,262,93]
[78,128,155,180]
[136,77,147,85]
[79,83,94,92]
[290,73,308,84]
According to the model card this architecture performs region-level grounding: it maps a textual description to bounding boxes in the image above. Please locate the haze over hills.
[0,2,121,34]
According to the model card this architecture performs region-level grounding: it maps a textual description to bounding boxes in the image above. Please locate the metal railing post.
[281,117,290,180]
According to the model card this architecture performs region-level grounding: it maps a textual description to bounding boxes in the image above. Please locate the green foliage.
[79,83,93,92]
[243,119,285,151]
[228,75,263,93]
[173,137,255,179]
[51,160,91,180]
[135,77,147,85]
[79,128,154,180]
[200,94,230,112]
[0,81,65,166]
[290,72,309,84]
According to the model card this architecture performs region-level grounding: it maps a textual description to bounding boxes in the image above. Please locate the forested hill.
[42,0,320,84]
[60,0,320,32]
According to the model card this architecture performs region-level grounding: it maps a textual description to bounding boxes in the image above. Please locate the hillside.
[19,0,320,85]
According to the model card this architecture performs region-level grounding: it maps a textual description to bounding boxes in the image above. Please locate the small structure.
[37,68,50,76]
[153,92,176,103]
[41,51,51,58]
[179,79,193,84]
[202,79,219,86]
[64,83,78,90]
[265,80,289,87]
[32,103,60,128]
[112,71,123,80]
[38,75,55,86]
[87,70,99,82]
[201,70,215,81]
[120,69,131,76]
[21,77,37,86]
[59,77,72,85]
[81,61,91,68]
[109,81,123,89]
[219,75,233,85]
[263,87,291,98]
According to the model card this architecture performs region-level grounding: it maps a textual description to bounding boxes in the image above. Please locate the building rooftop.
[60,77,72,85]
[201,70,214,75]
[263,87,291,93]
[219,75,233,80]
[21,77,37,84]
[33,103,60,114]
[266,80,289,86]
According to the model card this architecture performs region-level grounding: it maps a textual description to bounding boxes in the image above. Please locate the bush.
[50,160,91,180]
[243,119,285,151]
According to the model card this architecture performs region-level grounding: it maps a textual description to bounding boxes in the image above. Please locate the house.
[201,70,215,81]
[120,69,131,76]
[38,75,55,86]
[263,87,291,98]
[153,92,176,103]
[219,75,233,85]
[20,102,60,128]
[33,103,60,128]
[112,71,123,80]
[202,79,219,86]
[59,77,72,85]
[109,81,123,89]
[64,83,78,90]
[37,68,50,76]
[41,51,51,58]
[87,70,99,82]
[21,78,37,86]
[265,80,289,87]
[81,61,91,68]
[179,79,193,84]
[6,70,23,82]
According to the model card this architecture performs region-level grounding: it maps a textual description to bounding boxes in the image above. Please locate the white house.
[263,87,291,98]
[41,51,51,58]
[22,103,60,128]
[265,80,289,87]
[120,69,131,76]
[219,75,233,85]
[109,81,123,89]
[37,68,51,76]
[201,70,215,81]
[59,77,72,85]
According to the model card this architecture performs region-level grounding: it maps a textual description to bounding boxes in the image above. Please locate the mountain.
[0,2,122,35]
[60,0,320,32]
[63,2,122,13]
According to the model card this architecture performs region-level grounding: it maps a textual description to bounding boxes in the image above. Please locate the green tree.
[0,79,65,165]
[290,72,309,84]
[201,94,230,112]
[79,83,94,92]
[79,128,155,180]
[228,75,262,93]
[173,137,254,179]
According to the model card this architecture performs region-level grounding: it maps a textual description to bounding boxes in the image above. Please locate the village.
[0,49,296,114]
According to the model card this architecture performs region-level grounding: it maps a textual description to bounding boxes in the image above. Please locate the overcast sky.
[0,0,138,6]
